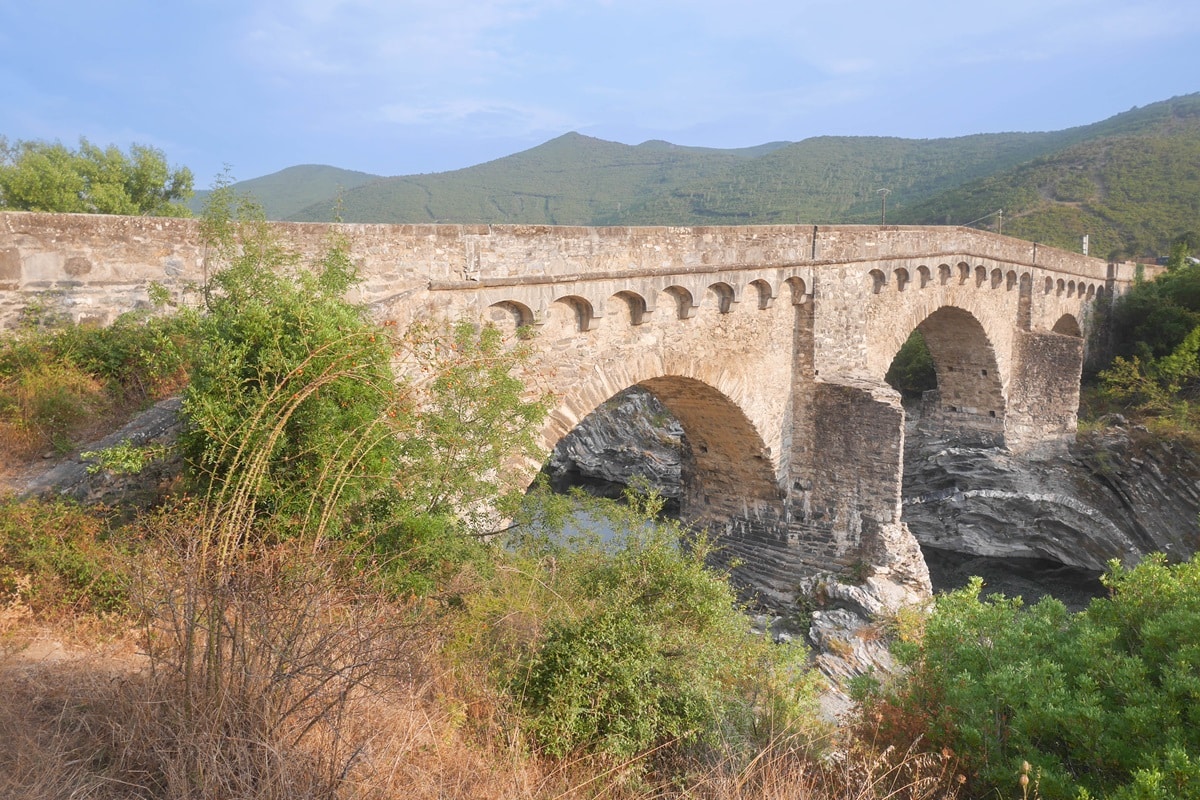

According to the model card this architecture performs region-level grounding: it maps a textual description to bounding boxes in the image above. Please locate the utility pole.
[997,209,1003,235]
[877,188,891,225]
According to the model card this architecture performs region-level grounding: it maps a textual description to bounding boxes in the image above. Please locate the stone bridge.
[1,212,1141,603]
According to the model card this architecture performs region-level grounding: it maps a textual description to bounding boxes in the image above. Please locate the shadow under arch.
[897,305,1007,447]
[1052,313,1082,337]
[539,374,782,529]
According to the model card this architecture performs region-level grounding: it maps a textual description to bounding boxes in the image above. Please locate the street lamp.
[877,188,891,225]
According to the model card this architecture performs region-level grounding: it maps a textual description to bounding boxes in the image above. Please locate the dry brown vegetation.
[0,509,964,800]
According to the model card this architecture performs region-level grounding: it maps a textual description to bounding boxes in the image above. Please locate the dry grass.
[0,508,963,800]
[0,621,964,800]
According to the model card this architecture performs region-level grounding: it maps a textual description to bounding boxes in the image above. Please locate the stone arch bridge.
[1,213,1141,602]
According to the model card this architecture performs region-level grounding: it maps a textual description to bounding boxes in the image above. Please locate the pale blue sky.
[1,0,1195,187]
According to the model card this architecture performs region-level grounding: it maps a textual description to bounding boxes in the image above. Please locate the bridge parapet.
[0,211,1131,607]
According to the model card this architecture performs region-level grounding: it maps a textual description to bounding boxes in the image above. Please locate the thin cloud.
[377,98,581,138]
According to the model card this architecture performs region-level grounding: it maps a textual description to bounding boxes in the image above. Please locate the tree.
[0,137,193,216]
[181,182,549,583]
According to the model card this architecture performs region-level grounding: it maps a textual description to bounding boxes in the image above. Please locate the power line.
[963,209,1004,231]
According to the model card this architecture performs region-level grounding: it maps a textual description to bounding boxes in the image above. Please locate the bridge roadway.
[1,213,1138,604]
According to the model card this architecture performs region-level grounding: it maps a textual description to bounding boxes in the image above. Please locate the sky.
[1,0,1196,187]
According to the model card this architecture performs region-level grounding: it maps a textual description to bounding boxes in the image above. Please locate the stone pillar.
[1005,330,1084,452]
[776,375,931,600]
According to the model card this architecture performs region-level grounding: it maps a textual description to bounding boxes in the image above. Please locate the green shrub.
[455,489,823,762]
[0,498,130,617]
[870,554,1200,799]
[180,185,547,597]
[0,307,194,456]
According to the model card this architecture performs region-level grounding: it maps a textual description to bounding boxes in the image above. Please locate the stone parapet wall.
[0,211,1125,607]
[2,212,1124,329]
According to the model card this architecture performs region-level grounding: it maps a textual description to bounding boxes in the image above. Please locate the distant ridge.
[190,164,383,220]
[215,93,1200,258]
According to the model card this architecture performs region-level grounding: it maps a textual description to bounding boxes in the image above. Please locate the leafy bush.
[0,498,130,618]
[0,307,193,457]
[179,225,403,535]
[454,489,823,763]
[868,554,1200,799]
[181,184,548,596]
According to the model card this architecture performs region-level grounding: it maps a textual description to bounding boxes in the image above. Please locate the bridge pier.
[707,374,931,607]
[1005,329,1086,451]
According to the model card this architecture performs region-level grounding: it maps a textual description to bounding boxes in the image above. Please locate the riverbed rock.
[902,422,1200,572]
[545,386,683,502]
[15,396,183,508]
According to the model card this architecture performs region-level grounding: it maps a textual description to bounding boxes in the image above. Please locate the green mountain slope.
[287,133,783,224]
[191,164,384,220]
[211,93,1200,259]
[609,132,1070,225]
[892,94,1200,257]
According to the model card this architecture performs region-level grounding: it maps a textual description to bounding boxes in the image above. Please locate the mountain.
[892,94,1200,258]
[287,133,786,224]
[218,93,1200,258]
[190,164,383,220]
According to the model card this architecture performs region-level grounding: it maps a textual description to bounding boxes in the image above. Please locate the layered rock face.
[903,416,1200,573]
[548,390,1200,579]
[544,386,684,507]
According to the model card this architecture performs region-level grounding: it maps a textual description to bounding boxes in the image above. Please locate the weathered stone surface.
[17,396,183,508]
[903,420,1200,571]
[3,211,1148,611]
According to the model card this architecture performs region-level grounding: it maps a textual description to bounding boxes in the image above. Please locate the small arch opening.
[869,269,887,294]
[487,300,535,336]
[707,281,736,314]
[551,295,596,332]
[785,276,808,305]
[661,285,695,319]
[749,278,775,309]
[606,290,649,326]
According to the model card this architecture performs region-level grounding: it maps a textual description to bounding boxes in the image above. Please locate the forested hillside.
[287,133,781,224]
[222,92,1200,260]
[893,94,1200,259]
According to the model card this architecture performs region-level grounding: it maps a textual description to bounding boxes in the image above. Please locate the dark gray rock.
[902,423,1200,572]
[545,386,683,501]
[17,396,183,508]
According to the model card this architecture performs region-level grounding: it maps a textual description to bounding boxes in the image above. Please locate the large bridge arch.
[538,373,783,527]
[861,275,1021,393]
[881,304,1009,445]
[2,213,1141,608]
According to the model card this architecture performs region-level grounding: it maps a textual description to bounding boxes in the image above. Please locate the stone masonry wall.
[0,211,1135,602]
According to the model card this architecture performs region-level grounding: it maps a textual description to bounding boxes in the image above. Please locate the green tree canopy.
[0,137,193,217]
